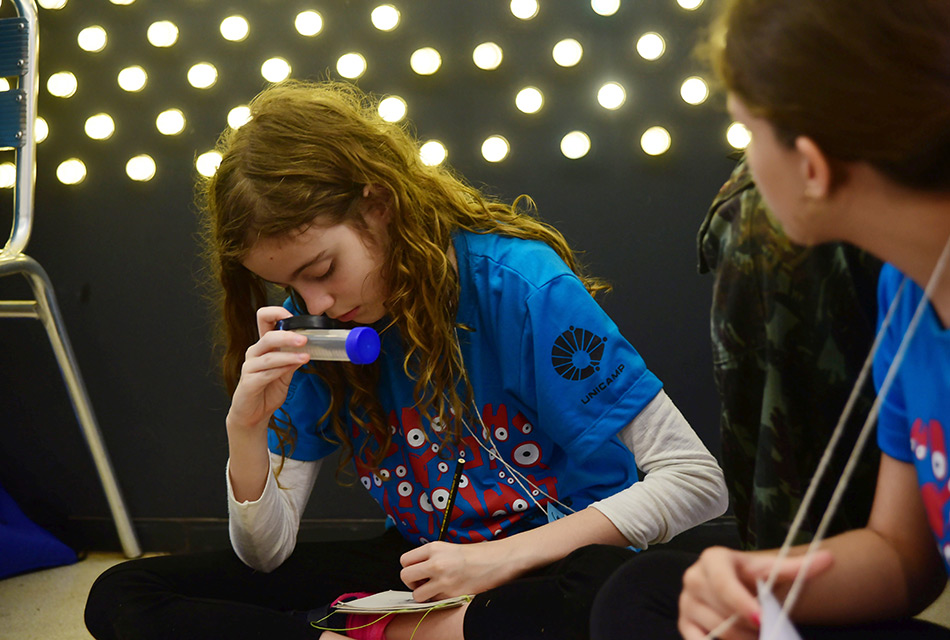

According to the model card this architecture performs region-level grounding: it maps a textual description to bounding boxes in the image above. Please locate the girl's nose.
[297,286,334,316]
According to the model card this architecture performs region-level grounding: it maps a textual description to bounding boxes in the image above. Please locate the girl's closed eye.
[312,262,334,281]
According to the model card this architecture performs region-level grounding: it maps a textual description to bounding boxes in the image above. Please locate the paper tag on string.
[757,580,802,640]
[545,503,568,523]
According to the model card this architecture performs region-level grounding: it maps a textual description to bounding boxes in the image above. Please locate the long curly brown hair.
[198,80,610,477]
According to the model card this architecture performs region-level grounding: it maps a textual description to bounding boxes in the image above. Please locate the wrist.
[493,535,546,580]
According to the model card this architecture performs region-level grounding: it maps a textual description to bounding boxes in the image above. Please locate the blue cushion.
[0,481,77,579]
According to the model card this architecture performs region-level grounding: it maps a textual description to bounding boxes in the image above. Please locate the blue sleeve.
[518,274,663,461]
[875,264,913,462]
[267,369,340,461]
[266,298,340,461]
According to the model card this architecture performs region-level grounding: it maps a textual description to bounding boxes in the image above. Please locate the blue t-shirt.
[875,263,950,572]
[270,231,663,545]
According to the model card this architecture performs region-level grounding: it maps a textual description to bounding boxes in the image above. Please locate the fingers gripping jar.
[276,315,381,364]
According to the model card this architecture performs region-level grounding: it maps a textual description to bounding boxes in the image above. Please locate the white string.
[764,279,905,579]
[777,233,950,627]
[704,232,950,640]
[702,276,907,640]
[452,330,578,518]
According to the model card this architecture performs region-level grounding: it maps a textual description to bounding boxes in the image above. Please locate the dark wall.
[0,0,735,552]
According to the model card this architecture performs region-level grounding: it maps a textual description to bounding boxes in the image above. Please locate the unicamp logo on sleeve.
[551,326,605,381]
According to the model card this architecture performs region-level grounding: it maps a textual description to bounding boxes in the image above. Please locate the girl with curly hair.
[85,80,726,640]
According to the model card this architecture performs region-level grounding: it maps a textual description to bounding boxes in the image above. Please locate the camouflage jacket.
[697,159,882,550]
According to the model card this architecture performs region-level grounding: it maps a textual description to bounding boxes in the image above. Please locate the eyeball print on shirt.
[406,428,427,448]
[513,442,541,466]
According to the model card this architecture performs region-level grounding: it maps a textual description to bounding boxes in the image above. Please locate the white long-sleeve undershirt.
[227,390,728,572]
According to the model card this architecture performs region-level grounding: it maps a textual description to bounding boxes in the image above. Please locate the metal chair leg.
[3,255,141,558]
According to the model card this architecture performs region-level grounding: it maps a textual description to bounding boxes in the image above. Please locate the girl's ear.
[362,184,393,224]
[796,136,832,200]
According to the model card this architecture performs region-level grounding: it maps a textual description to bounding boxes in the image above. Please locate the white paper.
[758,580,803,640]
[332,590,471,614]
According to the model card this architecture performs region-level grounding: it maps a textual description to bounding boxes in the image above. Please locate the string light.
[378,96,408,123]
[77,26,108,53]
[0,163,15,189]
[126,154,156,181]
[371,5,400,31]
[481,135,510,163]
[187,63,218,89]
[726,122,751,149]
[147,21,179,48]
[56,158,87,185]
[419,140,447,166]
[591,0,620,16]
[472,42,503,71]
[295,11,323,37]
[552,39,583,67]
[636,32,666,60]
[47,72,78,98]
[227,106,251,129]
[510,0,539,20]
[261,57,292,82]
[597,82,626,109]
[680,76,709,105]
[410,48,442,76]
[677,0,704,10]
[337,53,367,79]
[640,126,671,155]
[220,16,250,42]
[35,117,49,144]
[117,66,147,92]
[560,131,591,159]
[38,0,733,187]
[515,87,544,114]
[156,108,186,136]
[196,151,222,177]
[84,113,115,140]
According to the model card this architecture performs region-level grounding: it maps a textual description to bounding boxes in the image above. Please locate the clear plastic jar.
[276,315,380,364]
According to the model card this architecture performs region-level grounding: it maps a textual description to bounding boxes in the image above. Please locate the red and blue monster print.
[874,264,950,572]
[270,231,663,547]
[910,418,950,564]
[357,403,558,545]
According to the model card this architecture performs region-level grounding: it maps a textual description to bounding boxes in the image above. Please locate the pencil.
[437,457,465,542]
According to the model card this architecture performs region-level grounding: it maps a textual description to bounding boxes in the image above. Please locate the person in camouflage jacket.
[697,158,882,550]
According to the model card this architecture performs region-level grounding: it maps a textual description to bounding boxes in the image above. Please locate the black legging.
[85,529,637,640]
[590,550,950,640]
